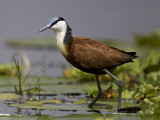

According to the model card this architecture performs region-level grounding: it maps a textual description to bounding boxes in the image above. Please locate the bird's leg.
[105,69,122,110]
[88,74,102,108]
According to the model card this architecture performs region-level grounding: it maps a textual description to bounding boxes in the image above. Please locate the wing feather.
[69,37,133,70]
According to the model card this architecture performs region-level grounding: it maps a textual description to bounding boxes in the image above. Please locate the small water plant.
[25,69,44,101]
[13,57,29,96]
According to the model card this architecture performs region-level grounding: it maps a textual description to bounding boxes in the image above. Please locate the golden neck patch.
[59,43,70,59]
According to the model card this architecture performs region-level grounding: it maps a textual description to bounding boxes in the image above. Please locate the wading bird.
[39,17,138,109]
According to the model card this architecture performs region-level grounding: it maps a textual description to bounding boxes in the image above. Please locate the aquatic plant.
[0,63,17,76]
[134,29,160,47]
[13,57,29,95]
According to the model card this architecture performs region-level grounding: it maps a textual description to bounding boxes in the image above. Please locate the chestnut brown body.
[65,37,137,74]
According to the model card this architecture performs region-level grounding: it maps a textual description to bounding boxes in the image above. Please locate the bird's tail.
[126,52,138,59]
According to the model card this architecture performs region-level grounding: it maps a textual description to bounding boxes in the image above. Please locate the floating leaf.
[153,96,160,101]
[73,99,86,104]
[0,93,20,101]
[122,90,135,99]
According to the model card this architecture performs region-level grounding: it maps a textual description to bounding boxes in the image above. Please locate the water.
[0,44,70,77]
[0,94,90,117]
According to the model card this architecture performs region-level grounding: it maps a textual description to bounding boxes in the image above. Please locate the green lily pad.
[73,99,86,104]
[0,93,20,101]
[25,99,62,106]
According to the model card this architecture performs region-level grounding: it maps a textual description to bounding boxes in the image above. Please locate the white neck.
[51,21,67,49]
[56,29,66,50]
[51,21,68,56]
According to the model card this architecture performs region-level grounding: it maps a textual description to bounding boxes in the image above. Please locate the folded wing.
[69,37,137,71]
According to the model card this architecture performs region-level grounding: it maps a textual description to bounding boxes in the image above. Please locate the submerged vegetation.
[6,37,57,50]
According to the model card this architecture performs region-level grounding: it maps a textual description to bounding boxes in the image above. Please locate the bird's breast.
[58,43,70,59]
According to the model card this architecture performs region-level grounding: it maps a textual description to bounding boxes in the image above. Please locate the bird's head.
[39,17,66,32]
[39,17,72,44]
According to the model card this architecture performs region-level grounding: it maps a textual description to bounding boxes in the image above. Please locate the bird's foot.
[88,103,93,108]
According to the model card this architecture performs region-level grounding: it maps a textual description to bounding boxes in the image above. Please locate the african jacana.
[39,17,138,109]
